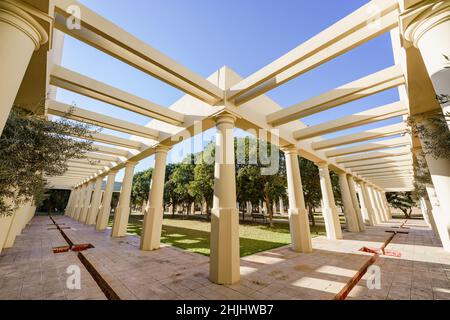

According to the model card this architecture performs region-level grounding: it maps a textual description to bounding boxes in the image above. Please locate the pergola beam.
[83,132,145,150]
[93,144,132,157]
[352,162,413,175]
[294,101,408,141]
[53,0,223,104]
[354,165,414,175]
[326,136,410,157]
[335,146,411,163]
[350,160,412,171]
[82,152,122,163]
[361,171,413,178]
[311,122,407,150]
[267,66,405,127]
[47,100,160,139]
[50,65,185,125]
[227,0,399,105]
[344,155,412,169]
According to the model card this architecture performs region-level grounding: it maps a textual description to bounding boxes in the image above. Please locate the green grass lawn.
[109,215,326,257]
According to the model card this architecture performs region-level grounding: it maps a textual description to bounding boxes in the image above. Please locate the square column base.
[209,207,240,285]
[322,206,343,240]
[111,206,130,238]
[96,205,111,231]
[288,208,312,253]
[0,214,14,254]
[140,207,164,251]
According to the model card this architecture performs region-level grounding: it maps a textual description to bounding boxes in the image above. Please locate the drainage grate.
[53,246,71,254]
[48,216,120,300]
[72,244,95,252]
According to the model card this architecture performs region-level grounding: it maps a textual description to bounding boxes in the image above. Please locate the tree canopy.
[0,107,94,216]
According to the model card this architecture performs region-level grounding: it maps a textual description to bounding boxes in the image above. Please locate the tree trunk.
[308,206,316,227]
[266,200,274,228]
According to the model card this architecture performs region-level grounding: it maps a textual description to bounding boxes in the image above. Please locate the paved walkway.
[1,216,449,300]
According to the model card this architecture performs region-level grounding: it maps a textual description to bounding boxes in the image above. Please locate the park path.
[1,216,450,300]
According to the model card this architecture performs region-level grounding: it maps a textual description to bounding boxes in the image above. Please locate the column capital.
[400,0,450,47]
[214,113,237,126]
[107,170,118,176]
[125,160,139,167]
[280,145,298,154]
[0,0,49,50]
[316,161,329,169]
[154,145,171,154]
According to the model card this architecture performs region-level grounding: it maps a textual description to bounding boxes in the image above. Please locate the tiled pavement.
[1,216,449,300]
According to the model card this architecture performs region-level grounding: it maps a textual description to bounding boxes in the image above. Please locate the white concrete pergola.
[1,0,450,285]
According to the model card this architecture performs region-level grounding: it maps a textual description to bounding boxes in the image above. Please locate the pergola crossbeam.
[344,155,412,169]
[267,66,405,127]
[47,100,160,139]
[50,65,184,125]
[53,0,223,104]
[294,102,408,141]
[227,0,399,105]
[335,146,411,163]
[311,122,407,150]
[326,136,410,157]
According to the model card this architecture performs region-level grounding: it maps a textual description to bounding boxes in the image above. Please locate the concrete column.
[86,176,104,225]
[140,146,170,251]
[0,199,14,253]
[25,202,36,226]
[426,186,450,251]
[382,192,392,220]
[210,114,240,285]
[375,189,389,222]
[338,173,360,232]
[367,186,381,225]
[415,116,450,246]
[79,181,94,223]
[96,171,117,231]
[283,146,312,253]
[420,197,433,228]
[4,201,31,248]
[359,182,376,226]
[279,197,285,215]
[65,190,74,216]
[73,184,85,221]
[112,162,137,238]
[402,1,450,116]
[371,188,384,223]
[70,188,80,218]
[317,163,342,240]
[347,176,365,231]
[0,1,48,135]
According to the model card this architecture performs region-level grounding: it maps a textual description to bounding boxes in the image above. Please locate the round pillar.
[112,162,137,237]
[317,163,342,240]
[283,146,312,253]
[210,114,240,285]
[0,1,48,134]
[96,171,117,231]
[140,146,170,251]
[402,1,450,115]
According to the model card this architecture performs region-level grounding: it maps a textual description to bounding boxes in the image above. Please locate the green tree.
[0,107,94,215]
[189,160,214,217]
[131,169,152,209]
[171,156,196,214]
[386,192,418,219]
[299,158,321,226]
[38,189,71,214]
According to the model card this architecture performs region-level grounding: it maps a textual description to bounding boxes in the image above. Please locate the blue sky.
[56,0,400,181]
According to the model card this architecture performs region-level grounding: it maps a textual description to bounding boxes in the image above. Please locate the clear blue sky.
[56,0,400,181]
